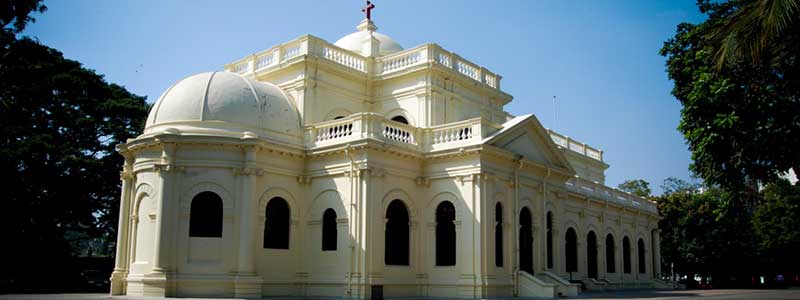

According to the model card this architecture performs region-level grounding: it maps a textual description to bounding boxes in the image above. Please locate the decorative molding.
[234,167,264,176]
[296,176,312,185]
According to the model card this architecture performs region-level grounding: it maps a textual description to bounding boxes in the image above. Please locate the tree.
[753,180,800,273]
[660,0,800,192]
[0,3,149,291]
[657,181,758,286]
[617,179,652,197]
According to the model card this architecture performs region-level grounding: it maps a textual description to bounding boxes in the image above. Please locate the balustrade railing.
[323,46,366,72]
[225,36,502,91]
[565,177,658,214]
[547,129,604,162]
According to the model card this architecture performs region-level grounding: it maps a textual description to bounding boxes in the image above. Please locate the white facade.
[110,19,663,299]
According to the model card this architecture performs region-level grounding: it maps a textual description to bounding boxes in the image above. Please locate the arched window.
[623,236,632,273]
[606,234,616,273]
[565,227,578,272]
[333,116,345,120]
[638,238,646,274]
[264,197,290,249]
[391,115,409,124]
[385,200,409,265]
[436,201,456,266]
[189,191,223,237]
[519,207,533,273]
[587,231,598,279]
[322,209,337,251]
[495,203,503,267]
[546,211,553,269]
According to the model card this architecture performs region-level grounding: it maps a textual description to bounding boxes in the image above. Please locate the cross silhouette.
[362,1,375,20]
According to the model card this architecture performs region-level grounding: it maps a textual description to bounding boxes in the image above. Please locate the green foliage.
[657,185,758,283]
[0,0,46,34]
[0,10,149,290]
[660,0,800,192]
[753,180,800,271]
[657,176,800,285]
[617,179,652,197]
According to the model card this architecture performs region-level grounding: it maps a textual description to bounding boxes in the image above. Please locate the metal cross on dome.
[362,1,375,20]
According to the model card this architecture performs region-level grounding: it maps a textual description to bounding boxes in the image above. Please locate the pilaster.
[234,145,264,298]
[111,156,135,295]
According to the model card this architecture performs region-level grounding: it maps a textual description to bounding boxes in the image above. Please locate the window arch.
[623,236,632,273]
[546,211,553,269]
[519,207,533,273]
[189,191,223,238]
[638,238,646,274]
[264,197,290,249]
[565,227,578,272]
[495,203,503,267]
[391,115,409,124]
[322,209,337,251]
[606,234,616,273]
[385,200,409,265]
[435,201,456,266]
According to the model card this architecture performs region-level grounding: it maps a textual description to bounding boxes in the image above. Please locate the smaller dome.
[144,72,301,143]
[334,20,403,56]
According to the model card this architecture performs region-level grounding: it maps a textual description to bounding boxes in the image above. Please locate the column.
[653,230,662,279]
[151,144,175,275]
[110,158,134,295]
[234,146,263,298]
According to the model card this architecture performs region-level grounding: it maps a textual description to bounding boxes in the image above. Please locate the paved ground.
[0,289,798,300]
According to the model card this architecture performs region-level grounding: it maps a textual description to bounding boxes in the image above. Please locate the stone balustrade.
[225,35,501,91]
[304,114,492,151]
[547,129,604,162]
[565,177,658,214]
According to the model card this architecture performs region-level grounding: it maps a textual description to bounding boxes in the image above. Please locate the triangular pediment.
[483,114,574,174]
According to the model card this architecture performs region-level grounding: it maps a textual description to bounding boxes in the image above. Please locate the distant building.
[110,15,664,299]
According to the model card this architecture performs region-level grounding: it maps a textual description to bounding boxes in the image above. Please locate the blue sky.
[23,0,706,195]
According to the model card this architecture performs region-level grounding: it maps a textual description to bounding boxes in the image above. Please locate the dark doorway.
[385,200,409,265]
[623,236,631,273]
[322,208,337,251]
[435,201,456,266]
[264,197,290,249]
[606,234,616,273]
[587,231,598,279]
[495,203,503,267]
[546,211,553,269]
[519,207,533,273]
[565,228,578,273]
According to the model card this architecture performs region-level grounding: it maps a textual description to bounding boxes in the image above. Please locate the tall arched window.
[322,208,337,251]
[546,211,553,269]
[391,115,409,124]
[264,197,290,249]
[638,238,646,274]
[519,207,533,273]
[495,203,503,267]
[606,234,616,273]
[435,201,456,266]
[565,227,578,272]
[623,236,632,273]
[385,200,409,265]
[587,231,598,279]
[189,191,223,237]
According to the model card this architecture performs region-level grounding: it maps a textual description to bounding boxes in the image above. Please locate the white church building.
[110,12,664,300]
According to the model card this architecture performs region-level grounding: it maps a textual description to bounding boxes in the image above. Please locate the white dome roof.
[144,72,301,141]
[334,30,403,56]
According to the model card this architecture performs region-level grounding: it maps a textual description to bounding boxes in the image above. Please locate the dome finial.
[361,1,375,21]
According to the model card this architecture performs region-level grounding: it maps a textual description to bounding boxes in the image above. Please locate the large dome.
[144,72,301,142]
